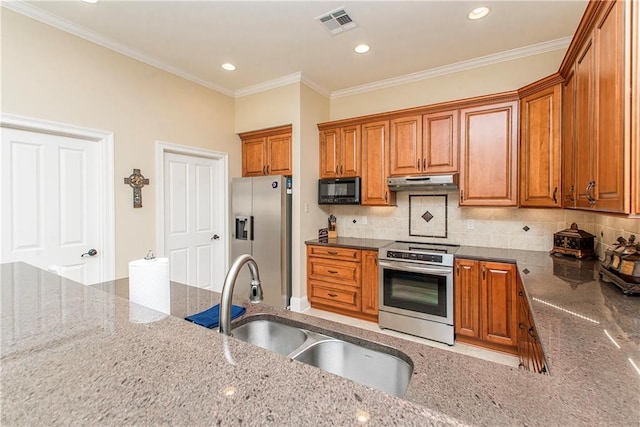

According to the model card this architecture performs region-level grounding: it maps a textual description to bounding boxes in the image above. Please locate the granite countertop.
[2,249,639,426]
[305,237,394,250]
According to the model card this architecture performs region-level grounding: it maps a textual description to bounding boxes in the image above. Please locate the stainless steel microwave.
[318,177,361,205]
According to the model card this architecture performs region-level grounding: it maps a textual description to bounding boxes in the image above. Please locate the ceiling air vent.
[316,7,357,35]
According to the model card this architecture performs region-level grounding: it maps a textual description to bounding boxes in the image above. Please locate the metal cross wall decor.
[124,168,149,208]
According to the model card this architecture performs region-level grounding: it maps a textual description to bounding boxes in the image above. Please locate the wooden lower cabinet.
[307,245,378,321]
[517,278,548,374]
[454,258,518,354]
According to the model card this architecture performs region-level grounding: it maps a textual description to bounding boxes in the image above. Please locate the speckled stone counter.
[305,237,394,250]
[2,253,639,426]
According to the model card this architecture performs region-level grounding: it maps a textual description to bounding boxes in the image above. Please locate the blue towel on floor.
[185,304,246,329]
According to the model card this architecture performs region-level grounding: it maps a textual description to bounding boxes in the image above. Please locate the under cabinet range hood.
[387,174,459,191]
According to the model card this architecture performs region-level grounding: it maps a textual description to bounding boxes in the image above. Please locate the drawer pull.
[328,293,338,298]
[327,270,338,274]
[327,251,338,255]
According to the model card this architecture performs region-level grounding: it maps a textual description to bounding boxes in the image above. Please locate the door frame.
[155,141,229,278]
[0,112,116,282]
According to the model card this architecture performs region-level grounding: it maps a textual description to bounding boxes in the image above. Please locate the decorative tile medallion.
[409,194,447,238]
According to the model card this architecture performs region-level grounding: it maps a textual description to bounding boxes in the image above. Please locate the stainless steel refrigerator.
[231,175,292,308]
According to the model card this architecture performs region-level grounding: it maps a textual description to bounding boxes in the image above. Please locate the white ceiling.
[8,0,588,98]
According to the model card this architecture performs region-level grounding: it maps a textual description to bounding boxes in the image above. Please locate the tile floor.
[304,308,520,368]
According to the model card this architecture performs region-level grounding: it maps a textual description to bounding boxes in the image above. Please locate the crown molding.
[331,36,573,99]
[1,0,235,98]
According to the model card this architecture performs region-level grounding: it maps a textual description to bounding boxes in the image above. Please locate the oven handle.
[378,259,452,276]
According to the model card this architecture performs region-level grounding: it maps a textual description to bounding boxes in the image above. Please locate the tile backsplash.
[330,190,640,258]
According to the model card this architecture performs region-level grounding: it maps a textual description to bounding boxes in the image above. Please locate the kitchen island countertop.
[1,247,639,426]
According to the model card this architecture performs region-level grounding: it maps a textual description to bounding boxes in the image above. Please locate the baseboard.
[289,295,310,313]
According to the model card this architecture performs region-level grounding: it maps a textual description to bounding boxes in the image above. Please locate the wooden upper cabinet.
[267,133,292,175]
[389,111,458,176]
[459,100,518,206]
[633,0,640,215]
[560,0,632,213]
[593,0,626,212]
[319,128,340,178]
[239,125,292,177]
[319,125,361,179]
[574,37,596,209]
[562,69,577,208]
[389,115,422,176]
[423,110,459,174]
[242,137,268,177]
[361,120,395,206]
[519,78,562,208]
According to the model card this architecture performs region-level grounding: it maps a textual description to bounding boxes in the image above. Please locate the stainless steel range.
[378,241,459,345]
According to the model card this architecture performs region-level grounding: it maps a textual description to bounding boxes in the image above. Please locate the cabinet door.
[460,101,518,206]
[341,125,361,177]
[593,0,626,212]
[242,137,267,177]
[361,250,379,317]
[389,115,422,176]
[574,37,596,208]
[362,120,395,206]
[454,259,481,340]
[319,129,340,178]
[267,133,292,176]
[562,69,577,207]
[481,262,518,349]
[520,84,562,207]
[423,110,459,174]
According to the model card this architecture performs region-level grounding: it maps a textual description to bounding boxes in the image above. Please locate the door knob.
[81,249,98,257]
[211,234,220,240]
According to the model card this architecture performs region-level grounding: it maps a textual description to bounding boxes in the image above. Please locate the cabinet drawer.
[307,245,361,261]
[309,280,360,312]
[308,257,361,287]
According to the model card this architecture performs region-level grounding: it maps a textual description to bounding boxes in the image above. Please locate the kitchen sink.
[291,340,412,398]
[231,314,413,397]
[231,319,308,356]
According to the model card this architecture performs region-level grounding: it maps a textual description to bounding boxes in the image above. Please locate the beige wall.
[1,10,238,278]
[234,83,330,305]
[330,50,566,120]
[298,84,331,301]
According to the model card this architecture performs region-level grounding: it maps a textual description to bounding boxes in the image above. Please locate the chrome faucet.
[218,254,263,335]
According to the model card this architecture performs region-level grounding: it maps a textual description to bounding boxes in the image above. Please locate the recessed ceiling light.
[221,63,236,71]
[81,0,98,4]
[354,44,370,54]
[468,7,490,20]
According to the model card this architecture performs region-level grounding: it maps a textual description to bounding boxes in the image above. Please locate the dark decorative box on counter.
[550,223,595,259]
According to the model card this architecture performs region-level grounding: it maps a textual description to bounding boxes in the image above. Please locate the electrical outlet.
[467,220,475,230]
[361,216,367,225]
[304,203,309,213]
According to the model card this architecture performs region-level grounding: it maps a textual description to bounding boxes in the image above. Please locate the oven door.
[378,259,453,325]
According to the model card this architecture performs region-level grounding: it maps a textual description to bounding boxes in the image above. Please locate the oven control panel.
[386,251,443,264]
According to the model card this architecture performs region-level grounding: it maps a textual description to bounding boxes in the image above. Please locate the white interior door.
[1,127,102,284]
[164,152,225,291]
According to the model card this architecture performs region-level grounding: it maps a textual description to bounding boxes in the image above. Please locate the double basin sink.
[231,314,413,397]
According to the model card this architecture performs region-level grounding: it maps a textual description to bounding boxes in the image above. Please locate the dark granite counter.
[2,252,639,426]
[305,237,394,250]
